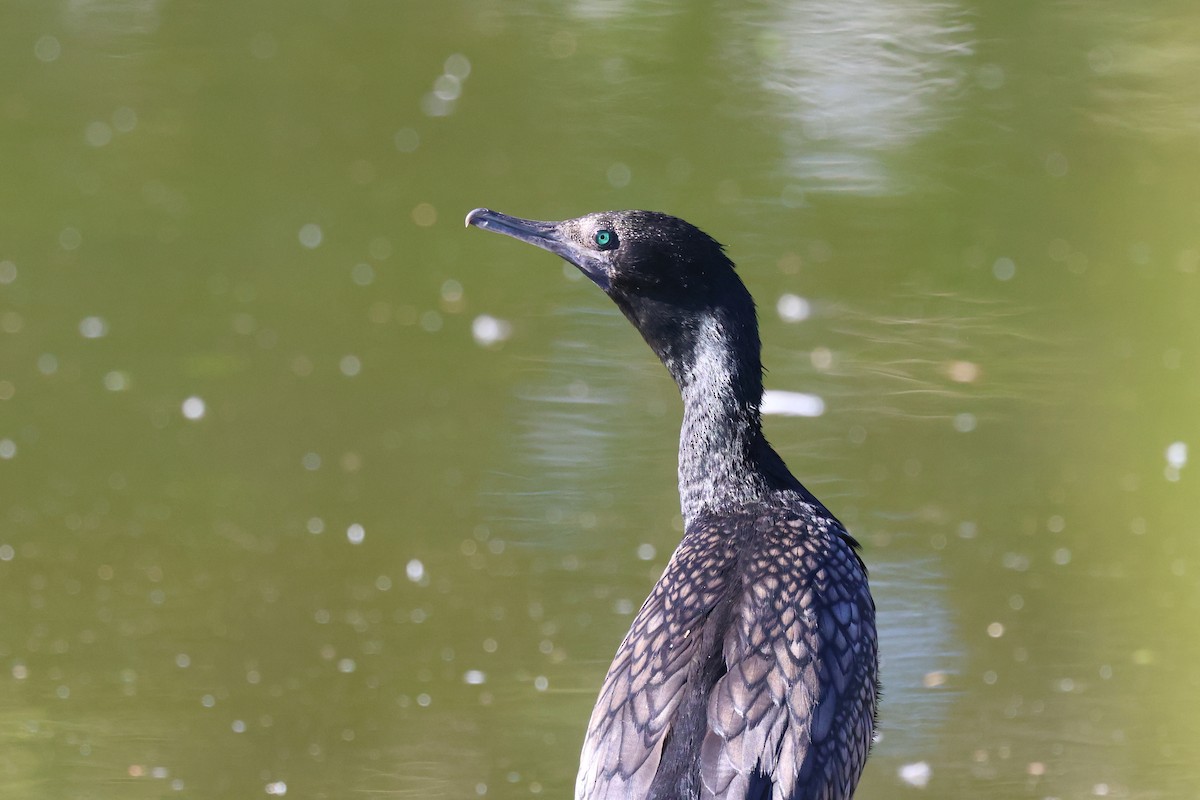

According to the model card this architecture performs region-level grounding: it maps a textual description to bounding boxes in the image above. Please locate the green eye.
[594,229,617,249]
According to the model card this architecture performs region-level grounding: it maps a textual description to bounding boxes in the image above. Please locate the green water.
[2,2,1198,798]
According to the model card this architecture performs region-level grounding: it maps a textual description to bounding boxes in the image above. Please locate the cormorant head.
[465,208,759,386]
[465,208,736,297]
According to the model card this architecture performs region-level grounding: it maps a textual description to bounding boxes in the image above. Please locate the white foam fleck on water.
[35,35,61,62]
[181,396,206,420]
[433,74,461,101]
[104,371,130,391]
[776,293,811,322]
[472,314,512,346]
[898,761,932,788]
[1166,441,1187,469]
[993,257,1016,281]
[761,390,824,417]
[406,559,425,582]
[79,316,108,338]
[445,54,471,79]
[298,223,322,249]
[85,121,112,147]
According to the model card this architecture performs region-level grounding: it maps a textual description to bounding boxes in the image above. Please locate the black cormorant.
[466,208,878,800]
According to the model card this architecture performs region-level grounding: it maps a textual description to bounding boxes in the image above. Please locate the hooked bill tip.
[465,207,490,229]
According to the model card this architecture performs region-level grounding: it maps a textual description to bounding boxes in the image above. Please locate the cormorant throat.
[650,306,774,530]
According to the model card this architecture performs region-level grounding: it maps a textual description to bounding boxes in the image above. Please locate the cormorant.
[466,208,878,800]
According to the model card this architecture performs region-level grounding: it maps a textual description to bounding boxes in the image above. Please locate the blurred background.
[2,1,1198,798]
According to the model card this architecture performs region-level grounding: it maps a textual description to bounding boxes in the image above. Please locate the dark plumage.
[466,208,878,800]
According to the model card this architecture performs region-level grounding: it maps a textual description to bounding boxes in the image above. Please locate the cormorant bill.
[466,208,879,800]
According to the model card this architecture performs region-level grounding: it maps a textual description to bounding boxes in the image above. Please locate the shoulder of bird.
[576,505,878,800]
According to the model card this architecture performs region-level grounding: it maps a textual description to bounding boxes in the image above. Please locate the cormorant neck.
[669,312,775,528]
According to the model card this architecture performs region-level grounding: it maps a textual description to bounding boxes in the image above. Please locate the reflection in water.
[567,0,643,22]
[1085,11,1200,138]
[809,292,1064,424]
[870,557,962,752]
[483,305,635,547]
[63,0,164,36]
[725,0,973,195]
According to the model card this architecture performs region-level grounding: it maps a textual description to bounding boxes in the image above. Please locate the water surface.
[2,2,1198,798]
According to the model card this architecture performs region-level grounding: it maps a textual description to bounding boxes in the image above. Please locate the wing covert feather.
[577,507,878,800]
[699,515,877,800]
[576,523,737,800]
